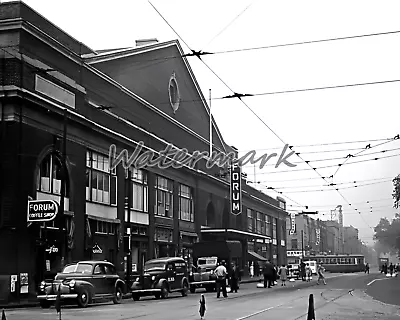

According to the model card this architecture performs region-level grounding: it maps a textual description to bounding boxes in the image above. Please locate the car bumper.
[131,289,161,293]
[37,294,78,301]
[190,280,216,286]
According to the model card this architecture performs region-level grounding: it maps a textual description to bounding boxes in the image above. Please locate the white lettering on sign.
[92,244,103,254]
[316,228,320,246]
[45,245,59,254]
[27,200,59,223]
[167,277,175,282]
[230,163,242,215]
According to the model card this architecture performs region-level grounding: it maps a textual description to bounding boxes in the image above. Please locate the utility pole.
[125,168,132,286]
[60,108,68,267]
[209,89,212,157]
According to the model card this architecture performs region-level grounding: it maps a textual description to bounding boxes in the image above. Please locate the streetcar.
[303,254,365,273]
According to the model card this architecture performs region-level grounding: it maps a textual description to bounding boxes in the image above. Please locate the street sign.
[230,162,242,215]
[93,244,103,254]
[45,245,59,254]
[27,200,59,222]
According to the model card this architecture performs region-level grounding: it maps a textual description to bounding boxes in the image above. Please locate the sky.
[11,0,400,244]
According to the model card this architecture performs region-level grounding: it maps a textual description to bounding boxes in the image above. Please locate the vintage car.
[189,256,218,293]
[37,260,126,308]
[131,257,189,300]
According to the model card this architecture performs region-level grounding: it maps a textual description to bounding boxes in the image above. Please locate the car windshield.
[62,263,93,274]
[198,258,217,265]
[144,262,166,271]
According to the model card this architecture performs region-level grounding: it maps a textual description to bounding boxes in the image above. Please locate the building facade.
[325,221,341,254]
[0,2,288,305]
[343,226,361,254]
[286,214,328,257]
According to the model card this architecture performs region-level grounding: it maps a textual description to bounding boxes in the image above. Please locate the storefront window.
[264,215,272,237]
[86,150,117,205]
[256,212,262,234]
[36,153,69,197]
[95,220,116,234]
[179,184,194,222]
[154,176,174,217]
[247,209,253,232]
[126,167,148,212]
[273,218,277,240]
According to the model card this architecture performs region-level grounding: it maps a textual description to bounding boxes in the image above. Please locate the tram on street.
[303,254,366,273]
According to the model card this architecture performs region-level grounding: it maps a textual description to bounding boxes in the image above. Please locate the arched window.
[36,153,69,197]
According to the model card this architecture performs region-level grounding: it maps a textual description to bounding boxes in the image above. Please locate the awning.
[248,250,267,261]
[200,228,271,241]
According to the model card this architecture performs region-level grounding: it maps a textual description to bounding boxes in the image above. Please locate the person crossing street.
[317,263,326,285]
[215,261,228,298]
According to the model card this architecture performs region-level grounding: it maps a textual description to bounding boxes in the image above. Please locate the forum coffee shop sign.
[27,200,59,222]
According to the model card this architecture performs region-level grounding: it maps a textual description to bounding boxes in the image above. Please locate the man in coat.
[262,260,274,288]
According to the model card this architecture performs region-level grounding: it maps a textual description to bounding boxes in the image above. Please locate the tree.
[374,215,400,256]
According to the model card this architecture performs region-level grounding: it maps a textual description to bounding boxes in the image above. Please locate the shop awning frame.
[248,250,268,261]
[200,228,271,241]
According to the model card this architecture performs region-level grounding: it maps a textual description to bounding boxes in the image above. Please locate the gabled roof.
[85,40,228,154]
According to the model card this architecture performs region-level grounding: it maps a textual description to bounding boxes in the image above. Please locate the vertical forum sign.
[230,162,242,215]
[289,213,296,235]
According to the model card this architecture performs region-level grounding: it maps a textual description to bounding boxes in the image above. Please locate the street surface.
[3,272,400,320]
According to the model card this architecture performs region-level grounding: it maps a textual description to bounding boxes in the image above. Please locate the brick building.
[0,1,288,305]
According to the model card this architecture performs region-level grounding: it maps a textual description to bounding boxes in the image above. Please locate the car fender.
[73,280,95,297]
[155,278,169,290]
[115,279,126,293]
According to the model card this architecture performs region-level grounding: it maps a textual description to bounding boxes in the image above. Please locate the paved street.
[3,272,400,320]
[366,274,400,307]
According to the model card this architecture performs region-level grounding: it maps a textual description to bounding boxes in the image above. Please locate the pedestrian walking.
[215,261,228,298]
[365,263,369,274]
[229,262,240,293]
[279,265,287,286]
[300,260,306,281]
[249,262,254,278]
[389,263,394,276]
[305,263,312,282]
[317,263,326,285]
[262,260,274,288]
[272,265,278,286]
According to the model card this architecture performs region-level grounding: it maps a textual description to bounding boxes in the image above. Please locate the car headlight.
[210,270,214,274]
[151,276,155,281]
[40,281,46,290]
[135,277,140,282]
[189,272,193,276]
[68,280,76,288]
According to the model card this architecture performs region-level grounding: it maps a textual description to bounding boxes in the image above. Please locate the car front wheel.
[77,289,89,308]
[181,281,188,297]
[160,283,169,299]
[113,286,123,304]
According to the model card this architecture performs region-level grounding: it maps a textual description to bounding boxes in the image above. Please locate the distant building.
[325,220,341,254]
[286,214,328,256]
[343,226,361,254]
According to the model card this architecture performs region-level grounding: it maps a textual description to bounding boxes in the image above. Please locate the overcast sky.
[14,0,400,244]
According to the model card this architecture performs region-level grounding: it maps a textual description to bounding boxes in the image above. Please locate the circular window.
[168,72,180,113]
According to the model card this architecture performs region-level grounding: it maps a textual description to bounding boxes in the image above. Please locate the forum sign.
[230,162,242,215]
[27,200,59,222]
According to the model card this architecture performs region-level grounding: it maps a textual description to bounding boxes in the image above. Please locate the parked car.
[131,257,189,300]
[37,260,126,308]
[189,256,218,293]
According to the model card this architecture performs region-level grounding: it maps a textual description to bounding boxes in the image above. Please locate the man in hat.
[214,261,228,298]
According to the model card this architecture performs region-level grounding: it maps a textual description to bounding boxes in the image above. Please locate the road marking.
[367,278,390,286]
[234,303,285,320]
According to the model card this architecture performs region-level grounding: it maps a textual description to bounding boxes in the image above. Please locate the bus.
[303,254,365,273]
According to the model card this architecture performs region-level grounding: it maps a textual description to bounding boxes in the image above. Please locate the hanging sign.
[230,162,242,215]
[289,213,296,235]
[92,244,103,254]
[27,200,59,222]
[316,228,320,246]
